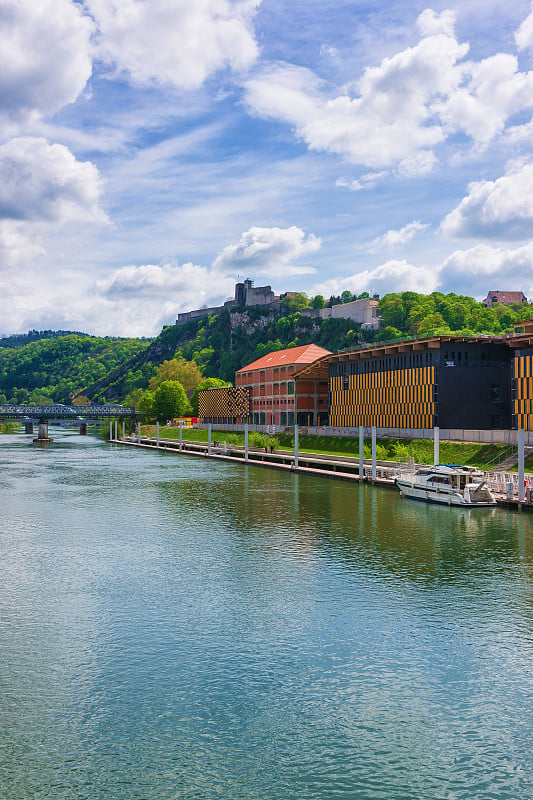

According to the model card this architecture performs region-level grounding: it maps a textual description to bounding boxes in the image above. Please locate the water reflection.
[1,430,533,800]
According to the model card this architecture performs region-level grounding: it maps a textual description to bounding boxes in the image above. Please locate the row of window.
[239,366,296,379]
[241,381,295,395]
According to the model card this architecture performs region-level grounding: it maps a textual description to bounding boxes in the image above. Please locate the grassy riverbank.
[142,425,511,470]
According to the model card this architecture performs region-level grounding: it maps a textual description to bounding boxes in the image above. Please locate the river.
[1,428,532,799]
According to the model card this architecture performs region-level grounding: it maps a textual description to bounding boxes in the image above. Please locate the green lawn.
[143,425,509,469]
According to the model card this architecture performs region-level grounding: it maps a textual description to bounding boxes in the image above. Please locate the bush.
[249,431,267,448]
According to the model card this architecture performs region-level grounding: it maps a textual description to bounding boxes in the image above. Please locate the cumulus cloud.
[311,259,438,299]
[244,9,533,171]
[0,137,106,225]
[97,261,233,302]
[0,137,106,291]
[370,221,429,251]
[213,225,321,277]
[309,242,533,308]
[0,0,93,130]
[440,163,533,239]
[515,4,533,50]
[439,243,533,297]
[86,0,261,90]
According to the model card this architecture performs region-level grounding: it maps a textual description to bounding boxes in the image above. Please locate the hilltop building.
[176,280,275,325]
[301,296,380,328]
[483,291,527,307]
[176,280,381,329]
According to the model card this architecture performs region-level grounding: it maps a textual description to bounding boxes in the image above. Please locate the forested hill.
[0,334,150,405]
[2,291,532,405]
[83,290,533,403]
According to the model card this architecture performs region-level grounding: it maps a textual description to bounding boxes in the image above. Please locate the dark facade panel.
[436,365,512,429]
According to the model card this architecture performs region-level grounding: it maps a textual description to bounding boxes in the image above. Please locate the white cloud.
[439,243,533,298]
[435,53,533,147]
[0,0,93,130]
[311,259,438,299]
[0,137,106,225]
[213,225,321,277]
[416,8,456,38]
[86,0,261,90]
[370,221,429,251]
[515,4,533,50]
[244,9,533,171]
[97,261,233,301]
[440,162,533,239]
[336,171,387,191]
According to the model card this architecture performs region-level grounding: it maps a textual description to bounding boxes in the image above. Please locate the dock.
[111,435,533,512]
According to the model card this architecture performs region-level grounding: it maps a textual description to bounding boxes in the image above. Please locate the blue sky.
[1,0,533,335]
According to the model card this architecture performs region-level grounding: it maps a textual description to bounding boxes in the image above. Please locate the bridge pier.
[79,422,87,435]
[33,418,53,444]
[25,422,34,434]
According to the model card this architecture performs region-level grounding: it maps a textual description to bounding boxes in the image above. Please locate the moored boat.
[395,464,496,507]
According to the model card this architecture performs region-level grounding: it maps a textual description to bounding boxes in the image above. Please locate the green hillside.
[0,334,150,404]
[2,291,532,405]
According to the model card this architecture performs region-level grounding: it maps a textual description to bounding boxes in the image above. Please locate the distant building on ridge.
[483,291,527,307]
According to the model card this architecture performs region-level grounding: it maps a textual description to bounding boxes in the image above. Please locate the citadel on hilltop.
[176,279,380,329]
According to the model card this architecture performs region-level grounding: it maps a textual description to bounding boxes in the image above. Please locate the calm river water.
[1,429,533,799]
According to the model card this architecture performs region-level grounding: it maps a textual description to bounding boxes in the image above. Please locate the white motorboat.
[395,464,496,507]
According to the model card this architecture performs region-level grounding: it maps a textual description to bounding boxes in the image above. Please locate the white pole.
[156,420,159,447]
[245,422,248,462]
[208,423,212,455]
[114,420,118,440]
[359,425,364,481]
[109,421,113,440]
[137,421,141,443]
[518,428,525,502]
[179,421,183,451]
[294,424,299,469]
[371,426,377,481]
[122,420,125,440]
[434,426,440,466]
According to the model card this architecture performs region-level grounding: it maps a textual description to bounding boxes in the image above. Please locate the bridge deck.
[0,404,135,419]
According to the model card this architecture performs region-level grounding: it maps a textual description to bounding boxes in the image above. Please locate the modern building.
[483,291,527,307]
[295,336,513,430]
[235,344,331,426]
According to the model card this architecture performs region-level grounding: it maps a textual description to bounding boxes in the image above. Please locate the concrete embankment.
[111,436,533,512]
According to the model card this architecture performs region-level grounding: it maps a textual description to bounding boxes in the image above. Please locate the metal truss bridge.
[0,404,136,420]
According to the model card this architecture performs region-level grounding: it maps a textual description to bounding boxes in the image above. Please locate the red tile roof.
[237,344,332,372]
[484,291,526,305]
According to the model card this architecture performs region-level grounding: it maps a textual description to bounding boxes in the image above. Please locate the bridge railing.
[0,404,136,418]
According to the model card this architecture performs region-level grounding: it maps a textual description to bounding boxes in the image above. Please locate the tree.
[149,356,203,394]
[281,292,309,309]
[341,290,354,304]
[152,381,190,421]
[312,294,325,309]
[138,389,155,418]
[190,377,231,415]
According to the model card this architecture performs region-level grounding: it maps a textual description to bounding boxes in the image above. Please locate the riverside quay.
[198,320,533,431]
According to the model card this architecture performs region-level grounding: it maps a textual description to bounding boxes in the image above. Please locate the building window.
[490,384,502,403]
[343,375,349,390]
[288,382,295,395]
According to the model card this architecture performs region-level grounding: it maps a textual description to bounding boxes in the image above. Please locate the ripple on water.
[0,429,533,799]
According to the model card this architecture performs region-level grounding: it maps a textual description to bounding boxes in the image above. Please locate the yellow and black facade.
[322,338,513,430]
[198,386,251,424]
[513,348,533,430]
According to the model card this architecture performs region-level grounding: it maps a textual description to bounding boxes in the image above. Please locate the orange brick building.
[235,344,331,426]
